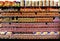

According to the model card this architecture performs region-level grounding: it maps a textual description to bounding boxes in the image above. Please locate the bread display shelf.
[0,18,53,23]
[0,27,59,32]
[0,6,60,8]
[0,35,59,39]
[0,1,60,39]
[0,13,60,17]
[1,23,60,28]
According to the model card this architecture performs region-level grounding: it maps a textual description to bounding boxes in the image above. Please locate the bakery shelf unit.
[0,0,60,39]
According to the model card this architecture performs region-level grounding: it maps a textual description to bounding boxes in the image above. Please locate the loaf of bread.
[0,32,5,35]
[6,32,12,35]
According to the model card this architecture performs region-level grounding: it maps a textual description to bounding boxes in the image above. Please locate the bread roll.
[36,32,40,35]
[50,32,55,35]
[6,32,12,35]
[42,32,48,35]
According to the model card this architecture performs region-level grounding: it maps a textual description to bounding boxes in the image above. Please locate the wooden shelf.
[0,35,59,39]
[0,6,60,8]
[20,6,60,8]
[1,10,59,13]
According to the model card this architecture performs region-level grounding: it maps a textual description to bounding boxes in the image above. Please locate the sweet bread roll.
[50,32,55,35]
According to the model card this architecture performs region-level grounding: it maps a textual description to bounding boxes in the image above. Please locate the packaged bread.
[39,0,42,6]
[27,1,30,6]
[3,1,8,6]
[15,1,20,7]
[43,0,46,6]
[4,1,11,7]
[0,32,5,35]
[32,1,35,6]
[0,1,4,6]
[50,0,54,6]
[37,1,39,6]
[54,0,58,6]
[56,2,58,6]
[41,0,43,6]
[0,18,2,22]
[46,0,50,6]
[35,1,39,6]
[21,0,24,1]
[12,1,16,7]
[20,1,24,6]
[28,0,32,6]
[25,0,29,6]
